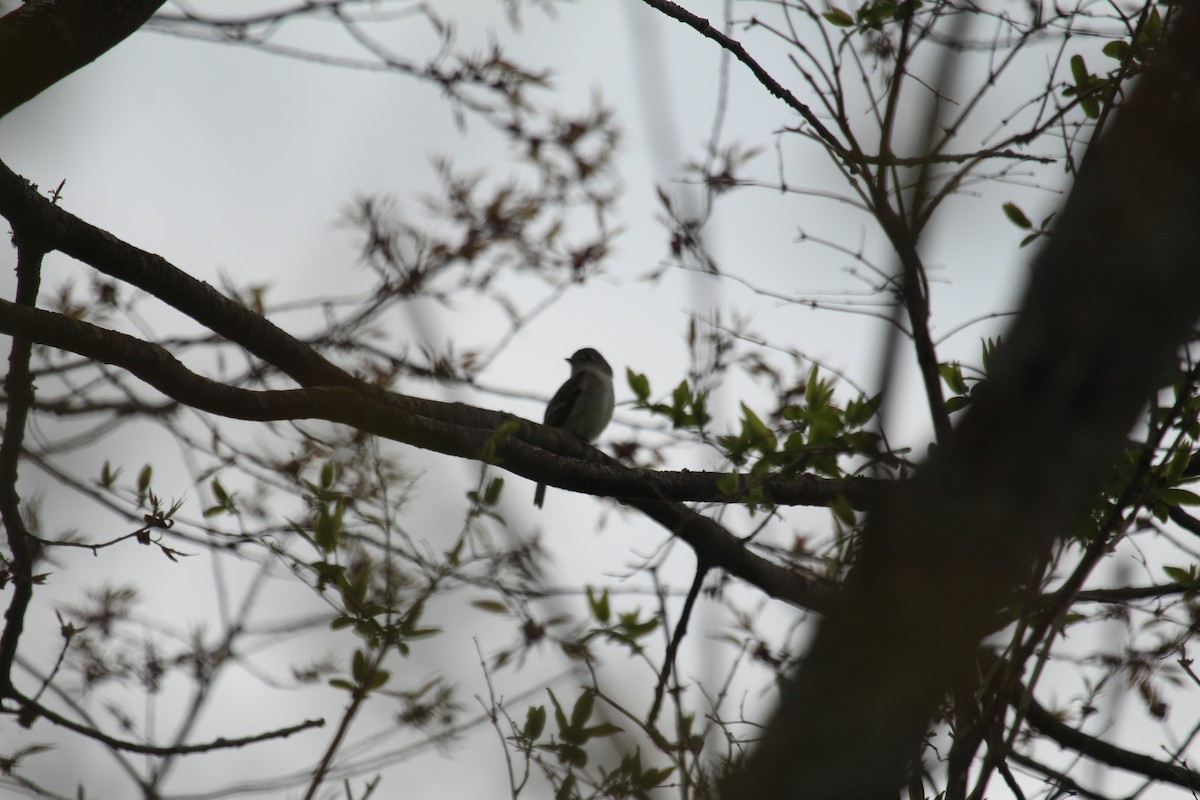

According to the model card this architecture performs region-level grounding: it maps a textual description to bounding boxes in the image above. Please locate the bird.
[533,347,615,508]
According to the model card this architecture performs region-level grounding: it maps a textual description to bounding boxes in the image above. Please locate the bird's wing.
[543,373,585,427]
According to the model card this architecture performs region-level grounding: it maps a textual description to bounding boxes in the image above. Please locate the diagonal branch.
[0,0,167,119]
[0,298,841,612]
[638,0,851,165]
[1021,689,1200,790]
[0,157,353,389]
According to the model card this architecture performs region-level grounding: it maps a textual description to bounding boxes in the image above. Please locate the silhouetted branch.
[0,0,167,119]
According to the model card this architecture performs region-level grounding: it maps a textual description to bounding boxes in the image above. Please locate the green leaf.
[579,722,623,739]
[365,668,390,690]
[1167,448,1193,483]
[554,773,576,800]
[626,368,651,403]
[1161,488,1200,506]
[471,599,509,614]
[99,461,120,488]
[804,364,822,406]
[938,362,967,394]
[1002,202,1032,229]
[570,690,595,728]
[523,705,546,740]
[1142,7,1162,47]
[740,403,777,455]
[587,586,611,623]
[1102,40,1129,60]
[822,7,855,27]
[352,648,367,682]
[483,476,504,505]
[1164,564,1198,587]
[558,744,587,767]
[1070,54,1089,86]
[643,767,675,788]
[945,395,971,414]
[137,464,152,493]
[547,689,569,731]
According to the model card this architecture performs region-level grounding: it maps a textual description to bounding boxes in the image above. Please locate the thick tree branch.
[0,157,353,389]
[1021,689,1200,790]
[0,299,841,612]
[0,0,167,119]
[725,5,1200,798]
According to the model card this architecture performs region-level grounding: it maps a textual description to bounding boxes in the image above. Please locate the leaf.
[483,477,504,505]
[554,773,576,800]
[570,690,595,728]
[804,364,822,406]
[938,362,967,394]
[547,689,569,731]
[1002,202,1032,229]
[1070,54,1089,87]
[1102,40,1129,60]
[1161,488,1200,506]
[352,648,368,681]
[587,586,611,623]
[579,722,623,738]
[365,668,390,690]
[626,368,651,403]
[643,766,675,788]
[1167,448,1193,483]
[740,403,777,455]
[523,705,546,740]
[945,395,971,414]
[558,744,587,767]
[99,461,120,488]
[137,464,152,493]
[1163,565,1198,587]
[1142,7,1162,47]
[822,7,855,27]
[471,599,509,614]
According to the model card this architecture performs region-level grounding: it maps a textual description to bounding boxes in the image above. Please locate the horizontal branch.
[0,299,847,611]
[1021,688,1200,790]
[10,690,323,756]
